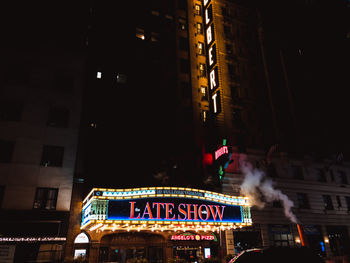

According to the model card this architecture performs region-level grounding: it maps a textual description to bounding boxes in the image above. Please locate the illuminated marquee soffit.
[81,187,252,233]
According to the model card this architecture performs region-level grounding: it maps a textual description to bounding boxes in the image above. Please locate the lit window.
[202,110,208,122]
[201,86,208,100]
[179,18,187,31]
[151,32,159,42]
[195,4,201,15]
[96,71,102,79]
[198,42,204,55]
[199,63,206,77]
[151,10,160,16]
[116,73,127,84]
[196,23,203,34]
[165,14,173,20]
[74,249,87,259]
[136,28,145,40]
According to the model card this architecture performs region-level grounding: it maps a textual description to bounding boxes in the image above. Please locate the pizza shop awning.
[81,187,252,233]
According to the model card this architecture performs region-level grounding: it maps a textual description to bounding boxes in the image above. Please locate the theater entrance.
[98,232,165,263]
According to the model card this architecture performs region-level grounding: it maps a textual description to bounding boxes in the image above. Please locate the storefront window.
[269,225,294,247]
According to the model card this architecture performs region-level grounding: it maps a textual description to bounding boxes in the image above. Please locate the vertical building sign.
[203,0,221,115]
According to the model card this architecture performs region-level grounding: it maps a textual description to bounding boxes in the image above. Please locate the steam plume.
[240,161,298,223]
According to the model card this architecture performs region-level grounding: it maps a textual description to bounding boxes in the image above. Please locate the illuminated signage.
[202,0,221,115]
[215,146,228,160]
[0,237,66,242]
[170,233,217,241]
[81,187,252,231]
[107,197,242,223]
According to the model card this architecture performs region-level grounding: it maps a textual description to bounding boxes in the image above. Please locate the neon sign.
[81,187,252,231]
[215,146,228,160]
[107,197,241,223]
[170,233,216,241]
[202,0,221,115]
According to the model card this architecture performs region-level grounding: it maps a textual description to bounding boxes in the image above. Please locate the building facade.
[0,48,85,262]
[62,0,349,262]
[222,151,350,261]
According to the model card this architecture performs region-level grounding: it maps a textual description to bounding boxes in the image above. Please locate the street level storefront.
[74,187,252,262]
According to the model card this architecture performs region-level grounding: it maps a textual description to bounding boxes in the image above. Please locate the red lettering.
[152,202,164,219]
[208,205,225,221]
[141,202,154,219]
[187,204,198,220]
[129,201,140,219]
[165,203,175,220]
[198,204,210,221]
[178,203,187,220]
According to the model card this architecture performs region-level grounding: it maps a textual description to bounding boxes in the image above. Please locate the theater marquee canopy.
[81,187,252,233]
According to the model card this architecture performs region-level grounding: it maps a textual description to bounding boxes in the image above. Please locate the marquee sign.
[203,0,221,115]
[81,187,251,232]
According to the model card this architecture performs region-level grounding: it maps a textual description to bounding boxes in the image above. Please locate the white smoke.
[240,161,298,223]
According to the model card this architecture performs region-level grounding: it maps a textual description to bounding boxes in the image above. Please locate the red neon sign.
[171,234,215,241]
[129,202,225,222]
[215,146,228,160]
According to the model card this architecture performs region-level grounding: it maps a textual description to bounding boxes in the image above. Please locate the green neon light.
[222,139,227,146]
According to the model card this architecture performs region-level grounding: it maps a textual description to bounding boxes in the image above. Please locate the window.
[317,168,326,182]
[116,73,127,84]
[291,165,304,180]
[33,188,58,210]
[198,42,205,55]
[230,85,239,98]
[0,101,23,121]
[0,185,5,208]
[151,10,160,16]
[199,63,206,77]
[322,195,334,210]
[151,32,159,42]
[224,25,232,37]
[345,197,350,211]
[201,86,208,100]
[136,28,145,40]
[196,23,203,34]
[336,196,342,208]
[269,225,294,247]
[0,140,15,163]
[96,71,102,79]
[226,44,233,55]
[178,18,187,31]
[53,74,74,93]
[180,59,189,74]
[297,193,310,209]
[178,0,187,10]
[195,4,201,15]
[201,110,208,123]
[330,169,335,182]
[337,171,348,185]
[47,107,69,128]
[228,63,235,75]
[40,145,64,167]
[179,37,188,50]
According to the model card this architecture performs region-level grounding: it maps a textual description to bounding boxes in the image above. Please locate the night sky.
[1,0,349,184]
